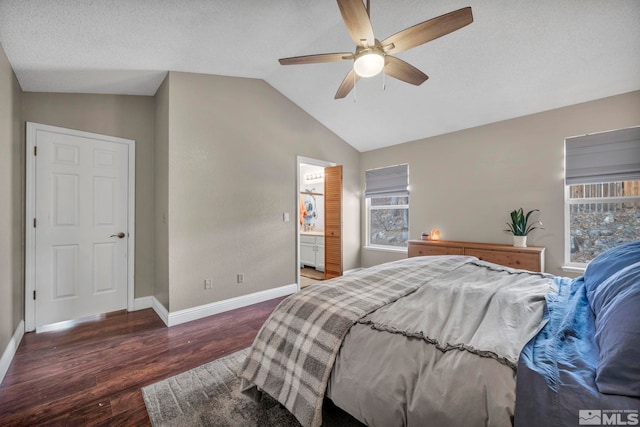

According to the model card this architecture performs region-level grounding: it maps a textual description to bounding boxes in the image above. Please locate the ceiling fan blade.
[384,56,428,86]
[337,0,375,47]
[279,53,353,65]
[382,7,473,54]
[335,69,360,99]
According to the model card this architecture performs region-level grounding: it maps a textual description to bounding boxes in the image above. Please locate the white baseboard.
[165,283,297,327]
[0,320,24,386]
[152,297,169,326]
[133,295,169,325]
[133,296,154,311]
[132,284,296,328]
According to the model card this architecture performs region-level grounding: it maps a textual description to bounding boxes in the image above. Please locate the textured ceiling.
[1,0,639,152]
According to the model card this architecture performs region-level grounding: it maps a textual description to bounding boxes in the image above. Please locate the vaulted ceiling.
[1,0,638,151]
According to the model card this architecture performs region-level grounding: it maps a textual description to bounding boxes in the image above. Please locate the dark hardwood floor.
[0,297,285,426]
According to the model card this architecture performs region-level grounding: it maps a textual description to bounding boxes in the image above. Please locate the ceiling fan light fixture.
[353,52,384,77]
[278,2,473,99]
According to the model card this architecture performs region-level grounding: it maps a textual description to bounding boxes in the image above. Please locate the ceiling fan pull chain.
[383,70,386,91]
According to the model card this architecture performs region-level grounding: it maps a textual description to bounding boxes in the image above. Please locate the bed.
[238,241,640,427]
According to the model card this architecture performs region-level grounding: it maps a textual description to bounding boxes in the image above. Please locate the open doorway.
[297,156,342,289]
[299,162,326,288]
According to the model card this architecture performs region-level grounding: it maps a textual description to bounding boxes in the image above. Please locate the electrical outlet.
[283,212,290,222]
[237,273,244,284]
[204,279,212,289]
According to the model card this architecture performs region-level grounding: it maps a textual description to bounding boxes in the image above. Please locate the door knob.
[110,232,126,238]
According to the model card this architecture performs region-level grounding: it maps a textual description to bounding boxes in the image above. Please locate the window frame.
[564,182,640,271]
[365,195,410,251]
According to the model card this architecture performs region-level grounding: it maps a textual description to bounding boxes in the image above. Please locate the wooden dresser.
[408,240,545,272]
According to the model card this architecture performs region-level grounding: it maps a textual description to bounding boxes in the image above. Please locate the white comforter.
[327,260,555,427]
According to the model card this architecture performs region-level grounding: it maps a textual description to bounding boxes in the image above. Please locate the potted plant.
[504,208,543,247]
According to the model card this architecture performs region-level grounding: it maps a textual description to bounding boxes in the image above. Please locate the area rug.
[300,267,324,280]
[141,348,364,427]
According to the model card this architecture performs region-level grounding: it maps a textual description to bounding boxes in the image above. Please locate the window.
[565,127,640,268]
[567,181,640,265]
[365,164,409,249]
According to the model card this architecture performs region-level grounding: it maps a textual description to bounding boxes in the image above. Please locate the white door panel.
[33,126,130,328]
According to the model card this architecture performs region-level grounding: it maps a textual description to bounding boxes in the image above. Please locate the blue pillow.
[592,261,640,397]
[584,240,640,306]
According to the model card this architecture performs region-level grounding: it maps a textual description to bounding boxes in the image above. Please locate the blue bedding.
[515,275,640,426]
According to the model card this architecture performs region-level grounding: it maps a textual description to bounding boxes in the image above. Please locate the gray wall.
[163,71,360,312]
[361,90,640,276]
[5,68,361,321]
[0,43,23,354]
[154,75,170,310]
[21,93,157,298]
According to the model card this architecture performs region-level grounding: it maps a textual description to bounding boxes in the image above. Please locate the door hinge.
[33,290,36,300]
[33,218,36,228]
[33,146,37,156]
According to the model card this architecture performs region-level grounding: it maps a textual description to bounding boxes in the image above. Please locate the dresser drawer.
[408,245,464,257]
[464,248,540,271]
[407,240,545,272]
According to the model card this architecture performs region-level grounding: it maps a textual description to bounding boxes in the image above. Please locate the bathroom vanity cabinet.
[300,234,325,272]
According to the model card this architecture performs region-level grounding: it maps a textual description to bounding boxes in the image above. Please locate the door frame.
[25,122,136,332]
[296,156,335,290]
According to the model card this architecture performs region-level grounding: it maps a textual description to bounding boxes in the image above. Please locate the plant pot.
[513,235,527,248]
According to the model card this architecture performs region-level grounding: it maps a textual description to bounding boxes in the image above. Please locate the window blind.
[364,164,409,198]
[565,126,640,185]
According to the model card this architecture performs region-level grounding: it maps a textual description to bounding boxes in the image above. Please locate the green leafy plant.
[504,208,543,236]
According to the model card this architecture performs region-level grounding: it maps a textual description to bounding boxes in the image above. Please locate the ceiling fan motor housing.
[353,42,385,77]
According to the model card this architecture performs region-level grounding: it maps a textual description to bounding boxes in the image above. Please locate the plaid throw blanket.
[238,256,473,427]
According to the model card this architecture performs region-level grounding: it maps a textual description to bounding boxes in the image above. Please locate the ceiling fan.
[279,0,473,99]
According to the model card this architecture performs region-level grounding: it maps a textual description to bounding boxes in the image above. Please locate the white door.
[31,124,132,328]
